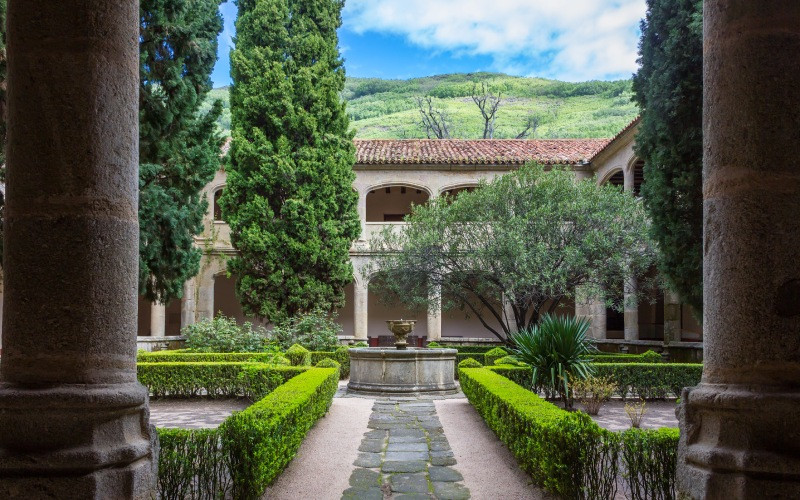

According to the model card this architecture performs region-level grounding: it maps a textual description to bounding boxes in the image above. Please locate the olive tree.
[368,164,656,341]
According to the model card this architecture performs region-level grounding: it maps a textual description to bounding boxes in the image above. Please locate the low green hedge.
[220,367,339,498]
[311,347,350,379]
[137,362,304,399]
[286,344,311,366]
[156,367,339,500]
[459,367,679,499]
[488,363,702,400]
[484,347,509,366]
[589,350,663,364]
[137,350,286,364]
[444,344,503,354]
[593,363,702,399]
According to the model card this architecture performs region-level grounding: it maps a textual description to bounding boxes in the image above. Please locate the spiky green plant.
[510,314,597,409]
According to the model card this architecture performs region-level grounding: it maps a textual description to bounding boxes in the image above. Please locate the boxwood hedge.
[459,367,679,499]
[310,347,350,379]
[137,362,304,399]
[137,350,287,364]
[155,367,339,500]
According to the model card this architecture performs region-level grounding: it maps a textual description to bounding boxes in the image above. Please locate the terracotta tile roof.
[589,116,641,162]
[355,138,611,166]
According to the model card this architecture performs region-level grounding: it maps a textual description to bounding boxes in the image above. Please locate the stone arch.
[365,182,432,222]
[439,182,480,197]
[627,156,645,197]
[598,167,625,188]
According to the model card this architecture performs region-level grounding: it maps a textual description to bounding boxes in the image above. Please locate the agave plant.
[509,314,597,409]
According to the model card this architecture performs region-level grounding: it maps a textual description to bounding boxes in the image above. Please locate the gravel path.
[265,391,374,500]
[436,399,551,500]
[586,400,679,431]
[149,397,251,428]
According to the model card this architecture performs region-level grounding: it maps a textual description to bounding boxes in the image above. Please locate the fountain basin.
[347,348,458,396]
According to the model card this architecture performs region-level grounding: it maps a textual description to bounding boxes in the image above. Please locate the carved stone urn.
[386,320,416,350]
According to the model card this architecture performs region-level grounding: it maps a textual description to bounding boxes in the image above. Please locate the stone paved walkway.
[587,400,679,431]
[343,400,471,499]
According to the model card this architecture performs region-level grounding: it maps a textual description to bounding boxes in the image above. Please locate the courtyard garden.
[138,313,695,499]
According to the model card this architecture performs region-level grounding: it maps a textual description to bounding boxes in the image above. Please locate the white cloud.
[343,0,647,81]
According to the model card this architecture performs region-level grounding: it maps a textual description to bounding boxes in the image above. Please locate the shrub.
[625,400,648,428]
[221,367,339,498]
[315,357,341,369]
[460,367,679,499]
[155,367,338,499]
[442,344,501,354]
[510,314,596,408]
[459,358,483,369]
[571,376,617,415]
[310,346,350,379]
[592,363,702,399]
[622,428,679,500]
[137,362,304,399]
[494,355,522,366]
[484,347,509,366]
[137,351,286,364]
[426,341,443,348]
[286,344,311,366]
[271,309,342,351]
[640,350,663,363]
[352,341,368,347]
[183,315,274,353]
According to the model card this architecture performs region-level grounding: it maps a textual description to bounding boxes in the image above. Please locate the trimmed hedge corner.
[286,344,311,366]
[590,350,663,364]
[156,367,338,500]
[310,347,350,379]
[459,357,483,368]
[460,367,679,499]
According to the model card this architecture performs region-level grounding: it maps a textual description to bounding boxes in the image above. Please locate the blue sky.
[210,0,647,88]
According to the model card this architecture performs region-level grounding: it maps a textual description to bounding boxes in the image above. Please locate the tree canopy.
[138,0,225,303]
[220,0,360,322]
[368,165,656,341]
[632,0,703,317]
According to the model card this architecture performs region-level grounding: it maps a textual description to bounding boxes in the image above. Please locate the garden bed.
[460,367,678,499]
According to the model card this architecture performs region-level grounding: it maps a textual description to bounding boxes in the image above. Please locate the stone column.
[181,278,197,329]
[150,302,166,337]
[590,299,608,340]
[196,274,215,322]
[0,1,156,497]
[354,278,369,341]
[678,1,800,497]
[663,290,681,344]
[357,189,367,240]
[623,278,639,340]
[427,284,442,342]
[623,166,635,193]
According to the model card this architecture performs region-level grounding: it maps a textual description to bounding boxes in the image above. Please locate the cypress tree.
[221,0,360,321]
[139,0,225,302]
[632,0,703,317]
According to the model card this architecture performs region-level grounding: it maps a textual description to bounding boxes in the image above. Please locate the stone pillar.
[678,1,800,497]
[591,299,608,340]
[354,278,369,341]
[427,284,442,342]
[196,274,215,322]
[181,278,197,329]
[150,302,166,337]
[357,189,367,240]
[623,166,635,193]
[663,290,681,344]
[0,1,156,497]
[623,278,639,340]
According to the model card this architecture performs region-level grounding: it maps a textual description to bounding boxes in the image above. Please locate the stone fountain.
[347,320,457,395]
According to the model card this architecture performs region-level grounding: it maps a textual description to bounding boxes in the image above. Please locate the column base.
[677,383,800,499]
[0,382,157,499]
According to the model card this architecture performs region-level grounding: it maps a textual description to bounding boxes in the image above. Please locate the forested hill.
[204,72,639,139]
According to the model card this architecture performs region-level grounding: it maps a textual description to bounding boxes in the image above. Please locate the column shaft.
[678,1,800,496]
[0,0,155,496]
[663,290,681,344]
[181,278,197,329]
[354,279,368,341]
[427,285,442,342]
[623,278,639,340]
[150,302,166,337]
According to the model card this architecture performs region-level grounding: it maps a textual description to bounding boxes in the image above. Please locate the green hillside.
[205,72,639,139]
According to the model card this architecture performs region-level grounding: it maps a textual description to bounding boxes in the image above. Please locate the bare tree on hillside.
[516,112,543,139]
[416,96,452,139]
[471,81,502,139]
